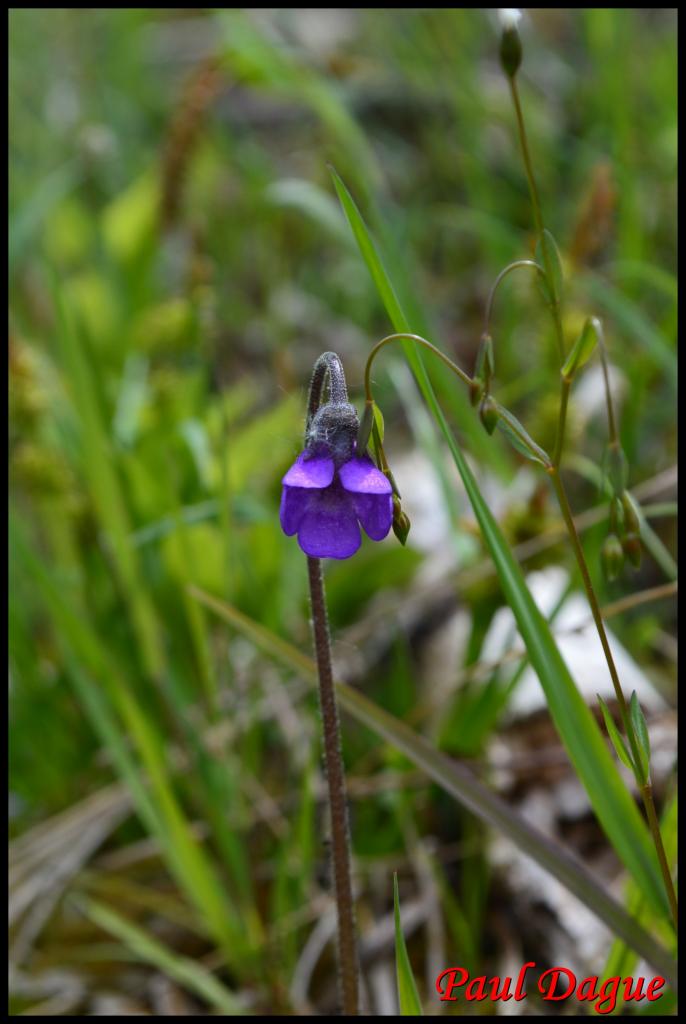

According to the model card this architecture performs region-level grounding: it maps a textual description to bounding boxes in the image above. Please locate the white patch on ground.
[479,565,666,720]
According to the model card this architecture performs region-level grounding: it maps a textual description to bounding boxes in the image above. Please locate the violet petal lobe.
[282,451,335,489]
[352,492,394,541]
[297,487,361,559]
[280,485,312,536]
[338,454,392,495]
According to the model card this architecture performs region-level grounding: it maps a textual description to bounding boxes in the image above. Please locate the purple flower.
[280,449,393,559]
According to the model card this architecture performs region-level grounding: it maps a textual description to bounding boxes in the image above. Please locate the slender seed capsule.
[601,533,624,580]
[621,491,641,536]
[498,9,523,78]
[604,442,629,496]
[474,332,495,391]
[622,532,642,569]
[392,495,411,546]
[479,394,499,435]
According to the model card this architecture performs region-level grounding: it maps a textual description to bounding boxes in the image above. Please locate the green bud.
[603,442,629,496]
[535,230,564,308]
[479,394,499,435]
[609,495,623,535]
[474,332,495,389]
[601,533,624,580]
[561,317,600,380]
[622,532,642,569]
[356,401,375,453]
[621,491,641,536]
[392,494,411,546]
[498,10,522,78]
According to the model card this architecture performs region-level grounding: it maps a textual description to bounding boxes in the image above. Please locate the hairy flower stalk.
[281,352,363,1013]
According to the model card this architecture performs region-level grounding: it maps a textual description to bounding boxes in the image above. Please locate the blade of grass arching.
[329,173,459,535]
[12,521,249,969]
[331,165,509,473]
[47,263,165,680]
[393,874,423,1015]
[330,173,671,925]
[76,897,243,1014]
[189,587,677,988]
[373,205,511,479]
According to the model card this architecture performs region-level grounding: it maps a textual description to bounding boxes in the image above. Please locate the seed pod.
[622,531,642,569]
[601,533,624,580]
[474,332,495,391]
[392,495,411,546]
[621,491,641,537]
[609,494,623,535]
[604,442,628,496]
[479,394,499,435]
[498,10,522,78]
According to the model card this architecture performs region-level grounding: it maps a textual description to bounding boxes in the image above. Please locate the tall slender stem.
[508,60,676,926]
[509,75,566,365]
[484,258,546,332]
[549,467,678,929]
[307,556,360,1014]
[641,782,679,929]
[303,354,360,1012]
[365,332,472,403]
[552,376,571,469]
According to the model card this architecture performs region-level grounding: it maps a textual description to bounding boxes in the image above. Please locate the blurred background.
[9,8,677,1015]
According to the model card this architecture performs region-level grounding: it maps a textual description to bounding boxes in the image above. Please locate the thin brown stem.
[552,375,571,469]
[484,259,546,332]
[364,332,472,403]
[595,319,618,444]
[307,556,360,1014]
[642,782,679,929]
[508,75,566,365]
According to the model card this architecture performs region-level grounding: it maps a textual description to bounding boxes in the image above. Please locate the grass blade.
[393,873,423,1015]
[78,897,243,1014]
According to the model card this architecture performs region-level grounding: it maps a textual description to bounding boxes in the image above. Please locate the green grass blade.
[12,518,247,967]
[331,171,671,925]
[78,898,243,1014]
[189,587,677,989]
[47,262,165,679]
[393,873,423,1015]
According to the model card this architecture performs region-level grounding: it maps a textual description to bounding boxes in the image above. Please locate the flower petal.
[280,486,311,536]
[338,455,392,495]
[297,490,361,559]
[352,492,393,541]
[282,451,335,489]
